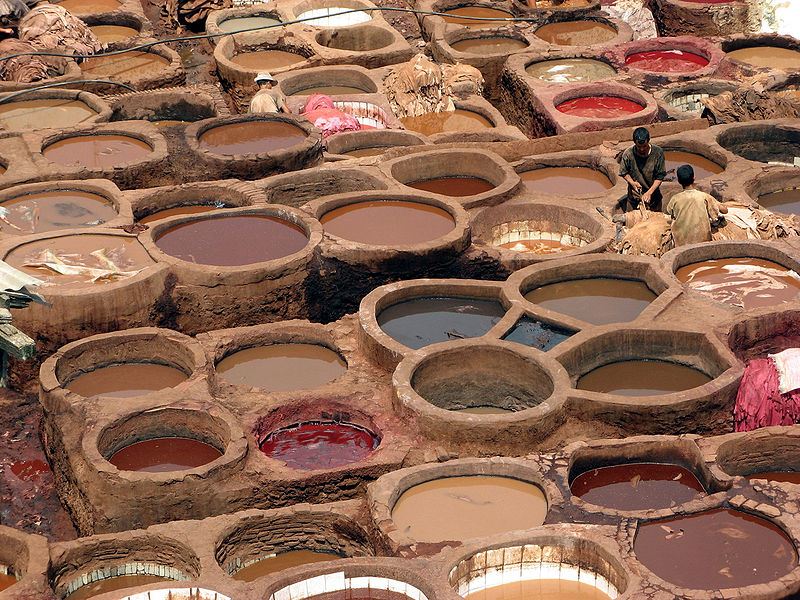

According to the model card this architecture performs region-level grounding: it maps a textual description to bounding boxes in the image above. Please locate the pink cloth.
[301,107,360,138]
[734,358,800,431]
[302,93,335,112]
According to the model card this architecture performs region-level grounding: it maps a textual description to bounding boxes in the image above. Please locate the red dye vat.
[259,422,379,470]
[626,50,709,73]
[556,96,644,118]
[10,459,50,481]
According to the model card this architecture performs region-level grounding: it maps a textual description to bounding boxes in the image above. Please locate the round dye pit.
[138,205,224,224]
[198,121,308,155]
[675,257,800,310]
[218,15,281,33]
[524,278,656,325]
[66,574,174,600]
[377,296,505,349]
[747,472,800,484]
[441,6,512,27]
[315,26,394,52]
[295,7,371,27]
[450,37,528,55]
[571,463,705,510]
[89,24,139,43]
[108,437,224,472]
[230,50,306,71]
[4,234,154,286]
[406,176,494,196]
[0,571,16,592]
[342,146,389,157]
[577,360,712,395]
[259,422,379,470]
[232,550,339,582]
[758,188,800,215]
[556,96,644,118]
[534,21,617,46]
[465,578,612,600]
[154,214,308,266]
[400,109,493,135]
[320,200,455,245]
[634,509,796,589]
[391,476,547,542]
[81,52,170,80]
[0,190,117,234]
[66,363,187,398]
[43,135,152,169]
[0,99,98,131]
[525,58,617,83]
[520,167,613,195]
[726,46,800,70]
[625,50,709,73]
[663,150,723,180]
[216,343,346,391]
[55,0,122,13]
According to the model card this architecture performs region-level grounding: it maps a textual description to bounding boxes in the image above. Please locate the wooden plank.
[0,323,35,360]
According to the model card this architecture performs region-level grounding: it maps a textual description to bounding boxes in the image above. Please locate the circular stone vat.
[718,124,800,165]
[110,89,219,125]
[197,120,308,155]
[534,20,617,45]
[634,509,796,589]
[280,66,377,96]
[520,166,612,195]
[406,175,494,196]
[626,49,708,72]
[392,475,547,542]
[325,129,427,156]
[715,432,800,484]
[758,187,800,215]
[66,363,188,399]
[56,0,121,14]
[320,200,455,245]
[154,213,308,266]
[216,343,346,391]
[525,57,616,83]
[401,109,493,136]
[218,15,281,33]
[658,79,740,118]
[0,98,98,130]
[64,568,180,599]
[556,96,644,118]
[42,134,152,169]
[315,25,394,51]
[231,551,337,581]
[576,360,712,395]
[81,51,170,80]
[663,149,723,180]
[726,46,800,70]
[450,36,529,54]
[441,6,512,27]
[295,6,372,27]
[0,189,117,234]
[259,421,379,470]
[108,437,223,472]
[230,49,306,71]
[378,296,506,350]
[268,573,427,600]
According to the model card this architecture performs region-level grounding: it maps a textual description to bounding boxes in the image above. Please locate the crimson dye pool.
[259,422,379,470]
[625,50,709,73]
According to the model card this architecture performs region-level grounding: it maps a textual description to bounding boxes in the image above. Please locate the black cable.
[0,78,136,103]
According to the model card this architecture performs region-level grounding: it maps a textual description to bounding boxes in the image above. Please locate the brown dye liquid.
[747,472,800,484]
[0,573,16,592]
[727,46,800,69]
[155,214,308,266]
[153,120,187,127]
[89,24,138,43]
[198,121,307,155]
[664,150,723,180]
[0,98,97,130]
[406,176,494,196]
[577,360,712,396]
[232,550,339,582]
[759,188,800,215]
[454,406,513,414]
[216,343,346,391]
[526,58,616,83]
[218,16,281,33]
[634,508,796,589]
[465,579,612,600]
[0,191,117,234]
[497,239,577,254]
[138,205,223,224]
[391,475,547,542]
[82,52,170,79]
[292,85,367,96]
[675,257,800,310]
[231,50,305,70]
[43,135,152,169]
[66,363,188,398]
[400,109,492,135]
[535,21,617,46]
[442,6,511,27]
[450,37,528,54]
[4,234,154,287]
[520,166,612,194]
[56,0,121,13]
[342,146,387,157]
[320,200,455,245]
[524,278,656,324]
[570,463,705,510]
[108,437,224,472]
[66,575,171,600]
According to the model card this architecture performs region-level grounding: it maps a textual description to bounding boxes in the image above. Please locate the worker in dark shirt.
[619,126,667,212]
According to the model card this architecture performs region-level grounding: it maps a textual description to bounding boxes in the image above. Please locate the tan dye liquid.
[66,363,188,398]
[465,579,612,600]
[534,21,617,45]
[66,575,171,600]
[82,52,170,79]
[342,146,387,157]
[442,6,511,27]
[43,135,152,169]
[292,85,367,95]
[727,47,800,69]
[218,16,281,33]
[198,121,307,155]
[663,150,723,180]
[232,550,339,582]
[138,205,223,224]
[577,360,712,396]
[231,50,305,70]
[0,190,117,234]
[0,98,97,130]
[520,166,612,194]
[450,37,528,54]
[400,109,492,135]
[56,0,122,14]
[89,24,138,43]
[526,58,616,83]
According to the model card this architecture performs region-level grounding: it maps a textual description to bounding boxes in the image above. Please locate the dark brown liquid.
[465,579,612,600]
[664,150,723,181]
[0,191,117,234]
[66,363,188,398]
[0,99,97,130]
[634,509,796,589]
[526,58,616,83]
[43,135,152,169]
[155,214,308,266]
[577,360,712,395]
[571,463,705,510]
[746,472,800,484]
[497,239,577,253]
[406,176,494,196]
[520,166,612,194]
[0,573,16,592]
[442,6,511,27]
[108,437,224,472]
[56,0,121,13]
[82,52,170,79]
[89,24,139,42]
[232,550,339,582]
[759,188,800,215]
[231,50,305,70]
[535,21,617,45]
[320,200,455,245]
[138,205,223,224]
[450,37,528,54]
[524,278,656,324]
[198,121,307,155]
[391,476,547,542]
[675,257,800,310]
[216,344,346,391]
[401,109,492,135]
[66,575,171,600]
[292,85,367,96]
[727,47,800,69]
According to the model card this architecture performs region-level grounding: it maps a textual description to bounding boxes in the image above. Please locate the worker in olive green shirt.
[619,127,666,212]
[667,164,727,247]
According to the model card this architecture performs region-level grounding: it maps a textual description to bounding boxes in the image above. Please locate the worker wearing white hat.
[249,71,290,114]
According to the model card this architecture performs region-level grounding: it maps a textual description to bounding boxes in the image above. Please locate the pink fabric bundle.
[301,94,360,138]
[734,357,800,431]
